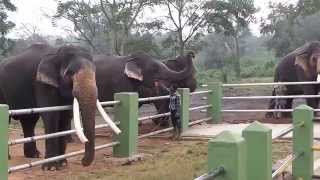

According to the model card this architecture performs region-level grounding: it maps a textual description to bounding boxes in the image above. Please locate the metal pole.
[293,105,314,180]
[0,105,9,180]
[113,93,138,157]
[243,122,272,180]
[222,109,294,113]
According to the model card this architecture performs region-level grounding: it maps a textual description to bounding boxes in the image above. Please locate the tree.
[0,0,16,56]
[206,0,256,78]
[261,1,320,57]
[54,0,158,55]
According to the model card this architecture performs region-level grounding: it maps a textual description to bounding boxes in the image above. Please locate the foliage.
[0,0,16,57]
[261,0,320,57]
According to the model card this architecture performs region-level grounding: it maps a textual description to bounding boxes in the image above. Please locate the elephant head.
[124,52,194,89]
[294,41,320,81]
[36,45,97,166]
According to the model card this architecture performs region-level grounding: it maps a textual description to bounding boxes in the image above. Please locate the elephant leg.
[282,98,293,118]
[20,115,40,158]
[265,89,276,118]
[57,111,72,166]
[64,115,74,143]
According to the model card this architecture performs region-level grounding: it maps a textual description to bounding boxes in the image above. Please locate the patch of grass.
[71,141,208,180]
[59,140,291,180]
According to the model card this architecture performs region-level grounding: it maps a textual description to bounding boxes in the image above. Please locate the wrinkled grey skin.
[266,41,320,118]
[0,44,98,170]
[94,52,194,102]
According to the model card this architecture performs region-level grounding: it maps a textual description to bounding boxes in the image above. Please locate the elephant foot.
[41,159,68,171]
[24,149,41,158]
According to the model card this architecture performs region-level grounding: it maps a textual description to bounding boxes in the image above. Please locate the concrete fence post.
[207,82,223,124]
[113,93,138,157]
[0,105,9,179]
[177,88,190,132]
[243,121,272,180]
[208,131,246,180]
[292,105,313,180]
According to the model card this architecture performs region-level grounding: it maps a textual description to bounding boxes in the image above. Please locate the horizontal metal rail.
[138,117,212,139]
[222,109,294,113]
[272,153,302,178]
[194,166,224,180]
[9,101,120,116]
[138,95,170,103]
[272,125,294,140]
[190,90,211,96]
[223,94,320,100]
[8,141,119,173]
[201,81,320,88]
[189,105,212,111]
[9,122,119,146]
[188,117,212,126]
[138,112,170,122]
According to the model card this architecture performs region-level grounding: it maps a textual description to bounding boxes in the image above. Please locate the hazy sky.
[8,0,296,38]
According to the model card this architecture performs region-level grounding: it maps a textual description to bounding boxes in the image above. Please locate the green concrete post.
[292,105,313,180]
[207,82,223,124]
[0,105,9,180]
[113,93,138,157]
[177,88,190,132]
[208,131,246,180]
[243,121,272,180]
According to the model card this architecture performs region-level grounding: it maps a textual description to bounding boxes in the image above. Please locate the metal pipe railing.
[9,122,119,146]
[9,101,120,116]
[202,81,320,88]
[138,112,170,122]
[190,90,211,96]
[138,95,170,103]
[8,141,119,173]
[189,105,212,111]
[223,95,320,100]
[222,109,294,113]
[272,153,302,178]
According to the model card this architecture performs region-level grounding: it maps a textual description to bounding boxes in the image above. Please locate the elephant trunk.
[157,57,193,82]
[72,68,97,166]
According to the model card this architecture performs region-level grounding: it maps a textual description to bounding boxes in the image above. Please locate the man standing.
[168,85,181,139]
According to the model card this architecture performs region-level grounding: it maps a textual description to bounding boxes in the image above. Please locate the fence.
[3,88,212,179]
[196,81,320,180]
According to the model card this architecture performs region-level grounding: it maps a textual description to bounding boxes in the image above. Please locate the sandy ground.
[8,86,304,180]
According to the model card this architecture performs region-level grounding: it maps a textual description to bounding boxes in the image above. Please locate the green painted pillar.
[292,105,313,180]
[113,93,138,157]
[0,105,8,179]
[208,131,246,180]
[207,82,223,124]
[177,88,190,132]
[243,121,272,180]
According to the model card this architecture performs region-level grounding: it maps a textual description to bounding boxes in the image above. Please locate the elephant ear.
[124,60,143,81]
[294,43,311,78]
[36,53,59,88]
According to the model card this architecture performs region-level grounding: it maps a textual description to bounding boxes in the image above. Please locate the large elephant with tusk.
[94,52,194,107]
[266,41,320,118]
[0,43,115,170]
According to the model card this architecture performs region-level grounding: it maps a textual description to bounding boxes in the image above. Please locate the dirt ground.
[8,82,300,180]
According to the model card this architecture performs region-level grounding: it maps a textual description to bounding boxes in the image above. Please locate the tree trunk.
[178,29,184,56]
[234,35,241,79]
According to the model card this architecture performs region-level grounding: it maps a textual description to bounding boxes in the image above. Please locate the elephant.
[266,41,320,118]
[138,52,197,126]
[94,52,194,106]
[0,43,99,170]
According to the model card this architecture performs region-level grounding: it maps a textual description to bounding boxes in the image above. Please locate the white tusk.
[73,98,88,143]
[96,100,121,135]
[317,74,320,82]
